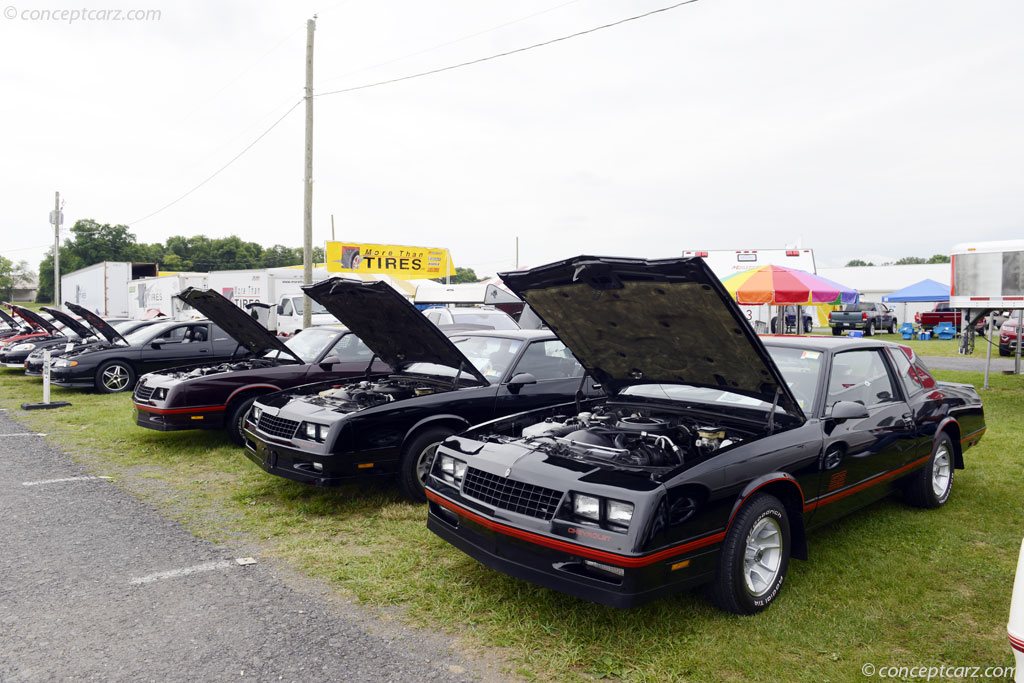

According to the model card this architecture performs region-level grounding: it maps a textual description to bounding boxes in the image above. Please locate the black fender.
[727,473,808,561]
[405,413,472,445]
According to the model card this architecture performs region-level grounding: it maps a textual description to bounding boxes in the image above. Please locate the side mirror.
[507,372,537,393]
[320,355,340,365]
[829,400,869,422]
[150,341,162,350]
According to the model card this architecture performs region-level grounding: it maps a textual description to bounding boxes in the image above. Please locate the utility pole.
[515,236,519,269]
[330,214,335,241]
[302,16,316,330]
[52,191,61,307]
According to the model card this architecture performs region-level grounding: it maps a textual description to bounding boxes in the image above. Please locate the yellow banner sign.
[325,241,455,280]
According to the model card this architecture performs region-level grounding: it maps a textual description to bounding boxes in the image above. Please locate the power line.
[129,98,303,226]
[317,0,584,87]
[317,0,700,98]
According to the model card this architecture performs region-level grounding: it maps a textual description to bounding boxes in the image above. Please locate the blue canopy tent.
[882,279,950,328]
[882,279,950,303]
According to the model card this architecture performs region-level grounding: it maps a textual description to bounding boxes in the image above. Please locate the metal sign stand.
[22,350,71,410]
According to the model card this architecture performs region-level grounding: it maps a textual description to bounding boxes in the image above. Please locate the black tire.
[832,327,843,336]
[226,395,260,446]
[708,493,791,615]
[905,432,955,509]
[865,321,874,337]
[888,319,897,334]
[95,360,136,393]
[802,318,813,334]
[770,318,778,334]
[398,427,455,503]
[1000,347,1010,357]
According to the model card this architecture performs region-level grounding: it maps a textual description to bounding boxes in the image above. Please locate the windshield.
[618,346,821,415]
[264,327,338,362]
[292,298,330,316]
[404,335,523,384]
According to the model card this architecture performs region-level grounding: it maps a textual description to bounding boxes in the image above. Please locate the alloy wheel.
[743,516,783,596]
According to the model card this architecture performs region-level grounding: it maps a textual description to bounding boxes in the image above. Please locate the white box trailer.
[207,266,334,334]
[681,248,819,331]
[950,240,1024,371]
[60,261,158,317]
[127,273,208,320]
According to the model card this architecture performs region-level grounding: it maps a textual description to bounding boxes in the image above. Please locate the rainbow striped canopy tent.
[721,265,859,305]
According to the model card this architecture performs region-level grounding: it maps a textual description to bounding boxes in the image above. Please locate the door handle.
[199,348,209,353]
[591,383,602,390]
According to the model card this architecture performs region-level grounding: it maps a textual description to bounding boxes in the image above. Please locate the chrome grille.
[257,413,299,439]
[134,384,155,401]
[462,468,563,521]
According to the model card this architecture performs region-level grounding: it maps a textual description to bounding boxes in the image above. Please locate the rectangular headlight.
[573,494,600,521]
[606,500,634,527]
[437,454,466,485]
[251,405,263,422]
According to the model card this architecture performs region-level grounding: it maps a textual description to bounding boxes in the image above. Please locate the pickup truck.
[916,304,1007,333]
[828,302,897,336]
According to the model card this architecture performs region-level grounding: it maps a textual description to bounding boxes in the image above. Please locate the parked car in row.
[25,316,157,376]
[424,256,985,614]
[1000,317,1021,357]
[133,288,390,444]
[0,306,68,366]
[422,305,520,330]
[49,311,245,393]
[1,306,102,369]
[828,302,896,336]
[0,307,28,340]
[242,278,603,501]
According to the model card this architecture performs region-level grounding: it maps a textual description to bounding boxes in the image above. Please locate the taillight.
[862,312,868,321]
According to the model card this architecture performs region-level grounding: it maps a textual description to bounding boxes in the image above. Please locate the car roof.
[449,329,555,342]
[761,335,898,352]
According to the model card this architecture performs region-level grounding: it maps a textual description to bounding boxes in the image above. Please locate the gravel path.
[0,409,484,682]
[921,354,1022,373]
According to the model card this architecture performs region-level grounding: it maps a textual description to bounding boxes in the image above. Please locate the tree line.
[34,218,481,303]
[35,219,326,303]
[845,255,951,267]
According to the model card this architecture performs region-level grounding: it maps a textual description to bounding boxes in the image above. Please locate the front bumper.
[134,403,226,432]
[50,366,95,388]
[425,489,719,609]
[242,419,395,486]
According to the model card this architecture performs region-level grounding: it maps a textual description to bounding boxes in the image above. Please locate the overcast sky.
[1,0,1021,278]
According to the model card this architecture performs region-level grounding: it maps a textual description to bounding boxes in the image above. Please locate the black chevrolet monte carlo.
[50,306,245,394]
[242,278,603,501]
[424,256,986,614]
[133,287,389,444]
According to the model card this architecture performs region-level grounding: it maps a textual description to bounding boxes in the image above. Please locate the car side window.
[885,347,920,397]
[511,340,584,381]
[327,333,373,362]
[826,349,897,409]
[156,326,188,343]
[280,300,293,317]
[182,325,208,343]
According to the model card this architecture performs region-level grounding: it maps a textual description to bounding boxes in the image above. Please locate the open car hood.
[0,307,19,330]
[303,278,489,385]
[177,288,302,361]
[498,256,804,420]
[41,307,96,340]
[9,305,61,335]
[65,302,129,345]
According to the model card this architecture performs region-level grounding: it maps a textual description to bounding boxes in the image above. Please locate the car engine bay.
[164,358,288,379]
[512,406,754,468]
[299,377,450,412]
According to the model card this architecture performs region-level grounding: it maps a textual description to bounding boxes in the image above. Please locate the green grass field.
[1,366,1021,681]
